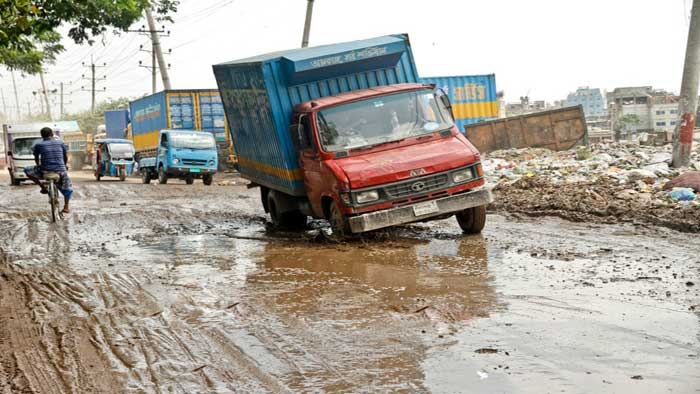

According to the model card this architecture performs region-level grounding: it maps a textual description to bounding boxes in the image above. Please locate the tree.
[1,0,178,72]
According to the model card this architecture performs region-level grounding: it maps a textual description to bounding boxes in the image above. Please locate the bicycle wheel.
[49,181,58,223]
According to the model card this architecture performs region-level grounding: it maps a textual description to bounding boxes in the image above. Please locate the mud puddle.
[0,174,698,393]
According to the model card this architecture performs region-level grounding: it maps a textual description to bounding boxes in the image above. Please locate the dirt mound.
[489,175,700,232]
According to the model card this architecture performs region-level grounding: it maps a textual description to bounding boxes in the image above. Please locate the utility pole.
[10,70,20,120]
[673,0,700,168]
[38,68,53,120]
[0,88,7,121]
[59,82,64,119]
[82,56,107,113]
[145,7,172,90]
[301,0,315,47]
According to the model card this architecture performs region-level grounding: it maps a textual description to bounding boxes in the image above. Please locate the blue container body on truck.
[105,109,130,139]
[213,34,420,196]
[419,74,498,131]
[128,90,230,160]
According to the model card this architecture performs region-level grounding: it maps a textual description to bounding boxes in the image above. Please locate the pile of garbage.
[484,142,700,232]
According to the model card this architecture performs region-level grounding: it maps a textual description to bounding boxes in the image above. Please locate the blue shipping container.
[420,74,498,132]
[104,109,130,139]
[129,90,227,153]
[213,34,419,196]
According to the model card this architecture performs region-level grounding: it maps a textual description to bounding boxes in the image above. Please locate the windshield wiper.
[349,138,404,152]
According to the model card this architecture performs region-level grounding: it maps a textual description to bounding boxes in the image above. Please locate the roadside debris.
[484,142,700,232]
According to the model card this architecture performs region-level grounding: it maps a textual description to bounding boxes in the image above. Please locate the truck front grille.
[182,159,208,166]
[384,173,449,198]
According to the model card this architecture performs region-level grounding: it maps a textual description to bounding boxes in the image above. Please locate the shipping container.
[420,74,498,131]
[463,105,587,153]
[105,109,130,139]
[128,90,230,159]
[213,34,419,196]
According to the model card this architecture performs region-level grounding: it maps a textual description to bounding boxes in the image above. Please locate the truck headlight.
[452,168,473,184]
[355,190,379,204]
[173,158,180,164]
[209,160,215,166]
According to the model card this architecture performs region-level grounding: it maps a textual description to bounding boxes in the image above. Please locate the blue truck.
[138,129,218,185]
[104,109,130,139]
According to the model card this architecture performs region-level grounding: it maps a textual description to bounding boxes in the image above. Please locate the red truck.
[213,34,492,237]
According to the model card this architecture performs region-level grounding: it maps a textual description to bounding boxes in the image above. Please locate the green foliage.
[64,97,132,134]
[0,0,178,72]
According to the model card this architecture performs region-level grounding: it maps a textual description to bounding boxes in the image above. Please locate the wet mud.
[0,171,698,393]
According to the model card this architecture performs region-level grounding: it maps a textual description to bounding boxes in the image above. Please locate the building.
[607,86,679,138]
[566,87,606,118]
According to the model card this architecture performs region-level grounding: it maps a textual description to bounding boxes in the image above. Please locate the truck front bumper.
[12,169,28,180]
[348,188,493,233]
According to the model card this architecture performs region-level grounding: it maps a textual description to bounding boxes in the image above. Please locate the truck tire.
[141,169,151,184]
[267,191,306,230]
[10,173,20,186]
[456,205,487,234]
[119,168,126,181]
[329,202,351,240]
[185,176,194,185]
[158,166,168,184]
[202,174,213,186]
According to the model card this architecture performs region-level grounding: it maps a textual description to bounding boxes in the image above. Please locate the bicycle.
[43,172,61,222]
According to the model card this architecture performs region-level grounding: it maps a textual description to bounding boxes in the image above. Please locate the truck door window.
[160,134,167,148]
[296,114,314,151]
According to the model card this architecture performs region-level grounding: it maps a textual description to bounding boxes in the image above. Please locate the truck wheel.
[185,176,194,185]
[267,191,306,230]
[456,205,487,234]
[10,173,20,186]
[158,166,168,184]
[202,174,213,186]
[141,169,151,184]
[329,203,351,240]
[119,169,126,181]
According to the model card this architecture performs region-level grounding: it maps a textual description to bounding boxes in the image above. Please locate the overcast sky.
[0,0,691,117]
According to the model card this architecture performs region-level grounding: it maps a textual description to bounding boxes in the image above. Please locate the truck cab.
[6,134,41,186]
[280,84,491,236]
[139,130,218,185]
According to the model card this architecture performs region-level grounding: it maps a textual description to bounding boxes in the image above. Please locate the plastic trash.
[669,187,696,201]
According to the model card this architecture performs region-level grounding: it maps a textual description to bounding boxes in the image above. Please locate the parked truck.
[138,129,218,185]
[3,123,61,185]
[128,90,232,166]
[213,34,492,237]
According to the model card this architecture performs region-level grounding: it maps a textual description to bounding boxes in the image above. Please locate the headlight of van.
[355,190,379,204]
[452,168,473,184]
[209,160,215,166]
[172,158,180,164]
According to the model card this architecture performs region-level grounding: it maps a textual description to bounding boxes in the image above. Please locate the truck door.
[158,133,168,168]
[297,114,323,215]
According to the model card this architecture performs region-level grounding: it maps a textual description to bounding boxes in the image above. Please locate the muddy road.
[0,171,698,393]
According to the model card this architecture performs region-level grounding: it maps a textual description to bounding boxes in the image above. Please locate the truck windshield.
[12,138,41,157]
[170,133,215,149]
[108,143,135,158]
[316,88,454,152]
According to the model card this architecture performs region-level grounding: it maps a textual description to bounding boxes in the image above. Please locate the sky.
[0,0,692,119]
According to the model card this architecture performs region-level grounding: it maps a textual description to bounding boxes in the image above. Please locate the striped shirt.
[33,138,67,172]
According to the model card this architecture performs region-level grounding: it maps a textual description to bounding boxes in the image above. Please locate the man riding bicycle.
[24,127,73,214]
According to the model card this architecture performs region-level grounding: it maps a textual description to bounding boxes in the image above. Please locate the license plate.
[412,200,439,217]
[189,168,201,173]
